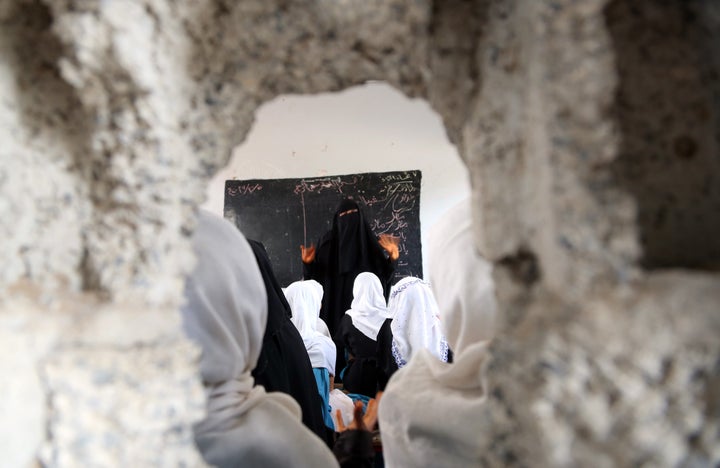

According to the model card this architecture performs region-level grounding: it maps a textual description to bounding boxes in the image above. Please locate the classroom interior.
[2,1,719,466]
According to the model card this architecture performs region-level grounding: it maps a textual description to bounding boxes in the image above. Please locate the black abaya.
[303,199,396,377]
[336,314,397,397]
[248,240,332,446]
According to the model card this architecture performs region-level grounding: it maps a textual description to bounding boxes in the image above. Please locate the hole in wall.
[498,248,541,287]
[606,0,720,271]
[202,81,472,279]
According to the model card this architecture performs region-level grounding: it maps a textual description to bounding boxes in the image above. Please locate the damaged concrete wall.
[0,0,717,466]
[465,1,720,466]
[463,0,720,466]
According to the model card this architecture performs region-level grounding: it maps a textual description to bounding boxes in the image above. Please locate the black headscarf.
[335,200,386,275]
[248,240,332,446]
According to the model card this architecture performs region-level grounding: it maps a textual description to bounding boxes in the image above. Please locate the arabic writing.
[293,176,358,195]
[227,183,263,196]
[224,171,423,283]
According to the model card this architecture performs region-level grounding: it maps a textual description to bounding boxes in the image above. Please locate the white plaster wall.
[203,82,470,277]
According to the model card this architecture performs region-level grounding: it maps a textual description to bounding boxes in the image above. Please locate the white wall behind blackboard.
[203,81,470,277]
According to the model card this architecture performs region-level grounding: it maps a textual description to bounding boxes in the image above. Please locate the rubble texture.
[0,0,718,466]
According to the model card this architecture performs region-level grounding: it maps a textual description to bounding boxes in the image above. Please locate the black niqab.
[332,200,388,275]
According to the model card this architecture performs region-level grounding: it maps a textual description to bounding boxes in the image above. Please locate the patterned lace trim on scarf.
[390,277,451,368]
[390,277,427,300]
[392,336,449,368]
[391,338,407,368]
[439,338,449,363]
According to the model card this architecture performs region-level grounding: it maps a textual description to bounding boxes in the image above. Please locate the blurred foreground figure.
[180,211,339,468]
[248,240,332,446]
[379,199,498,467]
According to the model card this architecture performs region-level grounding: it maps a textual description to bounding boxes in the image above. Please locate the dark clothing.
[337,315,398,397]
[333,430,375,468]
[248,240,332,447]
[303,199,396,377]
[375,319,399,391]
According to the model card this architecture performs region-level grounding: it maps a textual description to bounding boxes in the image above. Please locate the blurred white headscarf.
[284,279,337,374]
[181,211,338,468]
[388,277,448,368]
[379,199,498,467]
[345,272,391,340]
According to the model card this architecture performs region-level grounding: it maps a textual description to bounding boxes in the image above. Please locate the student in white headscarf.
[284,279,337,430]
[387,276,449,369]
[378,199,498,467]
[336,272,398,397]
[180,211,344,468]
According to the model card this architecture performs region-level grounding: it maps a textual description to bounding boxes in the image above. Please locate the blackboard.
[224,170,422,287]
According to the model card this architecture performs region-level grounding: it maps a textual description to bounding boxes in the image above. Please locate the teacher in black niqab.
[248,239,333,447]
[301,198,399,379]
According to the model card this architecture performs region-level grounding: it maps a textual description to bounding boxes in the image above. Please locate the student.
[248,240,331,447]
[378,199,498,467]
[179,211,339,468]
[301,198,400,377]
[387,276,449,369]
[284,279,338,432]
[336,272,398,397]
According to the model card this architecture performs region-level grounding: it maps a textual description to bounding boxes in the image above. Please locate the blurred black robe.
[248,240,332,446]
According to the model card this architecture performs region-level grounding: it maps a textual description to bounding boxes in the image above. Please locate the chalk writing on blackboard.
[224,171,422,287]
[227,182,263,196]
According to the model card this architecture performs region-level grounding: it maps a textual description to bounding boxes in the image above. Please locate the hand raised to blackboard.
[300,244,316,264]
[378,234,400,261]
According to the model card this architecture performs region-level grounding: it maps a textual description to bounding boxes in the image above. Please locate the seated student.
[179,211,338,468]
[284,279,338,432]
[181,211,382,468]
[387,276,449,369]
[336,272,397,397]
[247,240,331,447]
[378,199,498,467]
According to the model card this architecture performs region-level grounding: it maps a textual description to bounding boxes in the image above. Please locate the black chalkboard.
[224,171,422,287]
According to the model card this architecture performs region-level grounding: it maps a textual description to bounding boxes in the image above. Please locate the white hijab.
[284,279,337,374]
[345,272,391,340]
[379,199,498,467]
[181,211,338,468]
[388,277,449,368]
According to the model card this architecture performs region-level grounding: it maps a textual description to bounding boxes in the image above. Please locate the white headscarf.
[345,272,391,340]
[379,199,498,467]
[181,211,338,468]
[284,280,337,374]
[388,277,449,368]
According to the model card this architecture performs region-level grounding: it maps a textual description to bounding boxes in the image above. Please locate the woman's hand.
[336,392,382,432]
[300,244,316,264]
[378,234,400,261]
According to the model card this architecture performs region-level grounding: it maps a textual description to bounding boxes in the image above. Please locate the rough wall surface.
[0,0,718,466]
[607,0,720,271]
